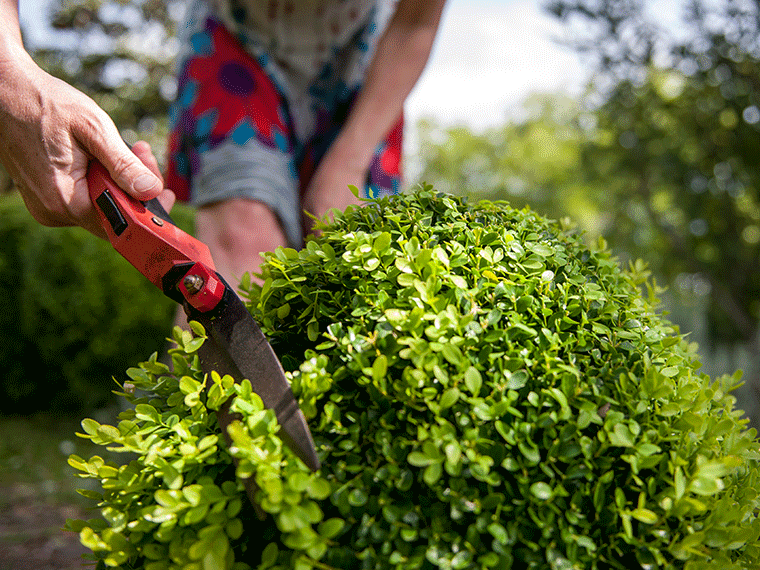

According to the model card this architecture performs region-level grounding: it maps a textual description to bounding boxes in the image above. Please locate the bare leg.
[171,198,288,331]
[195,198,288,286]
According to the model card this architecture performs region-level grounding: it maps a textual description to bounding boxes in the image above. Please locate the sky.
[405,0,589,131]
[19,0,590,133]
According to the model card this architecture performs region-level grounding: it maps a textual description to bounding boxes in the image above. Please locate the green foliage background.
[0,194,193,413]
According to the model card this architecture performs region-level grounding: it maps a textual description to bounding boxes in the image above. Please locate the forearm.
[0,0,39,114]
[0,1,28,63]
[328,0,447,169]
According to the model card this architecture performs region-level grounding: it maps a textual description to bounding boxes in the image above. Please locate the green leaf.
[372,354,388,381]
[96,424,120,443]
[608,423,635,447]
[464,366,482,396]
[440,388,460,409]
[179,376,201,395]
[277,303,291,319]
[306,478,332,500]
[226,518,244,540]
[530,481,553,500]
[385,308,408,326]
[68,454,88,472]
[631,508,658,524]
[318,518,345,539]
[487,522,509,545]
[518,441,541,464]
[505,370,528,390]
[80,418,100,436]
[674,467,687,500]
[183,485,203,506]
[689,474,725,496]
[348,488,368,507]
[188,320,207,338]
[423,462,443,485]
[134,404,160,424]
[307,320,320,342]
[407,451,437,467]
[202,532,229,570]
[449,274,468,289]
[185,336,205,354]
[661,366,680,378]
[541,269,555,282]
[530,243,554,257]
[441,343,463,366]
[260,543,278,568]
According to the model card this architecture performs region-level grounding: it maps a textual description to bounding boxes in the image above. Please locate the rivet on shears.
[183,274,205,295]
[151,216,164,226]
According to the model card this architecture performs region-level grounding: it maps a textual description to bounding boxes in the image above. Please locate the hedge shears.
[86,161,320,501]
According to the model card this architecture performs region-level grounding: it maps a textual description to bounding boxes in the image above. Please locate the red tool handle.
[87,161,225,313]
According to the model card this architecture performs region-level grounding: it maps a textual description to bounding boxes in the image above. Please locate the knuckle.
[110,152,134,179]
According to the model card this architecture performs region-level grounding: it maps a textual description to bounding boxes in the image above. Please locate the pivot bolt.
[183,274,205,294]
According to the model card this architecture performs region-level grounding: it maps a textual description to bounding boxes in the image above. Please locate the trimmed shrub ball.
[68,187,760,570]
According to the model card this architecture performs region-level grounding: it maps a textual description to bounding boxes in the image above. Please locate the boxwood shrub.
[67,187,760,569]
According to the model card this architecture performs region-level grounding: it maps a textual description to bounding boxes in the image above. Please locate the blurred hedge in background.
[0,194,194,414]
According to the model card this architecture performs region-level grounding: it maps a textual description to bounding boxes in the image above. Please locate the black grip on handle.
[95,191,129,236]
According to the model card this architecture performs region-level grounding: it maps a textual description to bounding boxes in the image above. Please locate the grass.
[0,410,125,570]
[0,411,123,498]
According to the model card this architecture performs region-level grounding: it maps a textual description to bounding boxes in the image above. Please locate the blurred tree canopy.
[545,0,760,351]
[415,95,604,234]
[8,0,182,192]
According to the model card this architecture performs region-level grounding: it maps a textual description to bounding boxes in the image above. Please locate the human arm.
[0,0,170,238]
[302,0,447,230]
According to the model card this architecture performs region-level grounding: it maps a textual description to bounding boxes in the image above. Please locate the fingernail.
[133,173,160,195]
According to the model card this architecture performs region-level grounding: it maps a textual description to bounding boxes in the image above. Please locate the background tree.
[17,0,181,172]
[548,0,760,422]
[415,95,605,235]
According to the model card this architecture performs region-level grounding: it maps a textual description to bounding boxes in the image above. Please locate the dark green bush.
[0,194,194,413]
[68,188,760,569]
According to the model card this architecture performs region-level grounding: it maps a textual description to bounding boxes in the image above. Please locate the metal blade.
[188,290,320,472]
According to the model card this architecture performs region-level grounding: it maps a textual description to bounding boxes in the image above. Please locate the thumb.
[77,112,163,200]
[104,143,163,200]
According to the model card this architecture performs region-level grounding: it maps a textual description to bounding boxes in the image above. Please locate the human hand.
[0,57,169,238]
